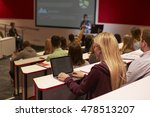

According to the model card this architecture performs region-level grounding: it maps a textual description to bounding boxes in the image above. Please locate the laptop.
[50,56,73,78]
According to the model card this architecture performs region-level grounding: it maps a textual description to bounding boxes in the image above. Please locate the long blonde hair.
[94,32,126,90]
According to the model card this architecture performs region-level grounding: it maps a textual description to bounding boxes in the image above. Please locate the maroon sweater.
[65,62,112,99]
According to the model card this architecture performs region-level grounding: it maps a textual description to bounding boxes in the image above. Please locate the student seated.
[130,27,141,50]
[43,38,53,55]
[9,41,37,80]
[68,43,89,68]
[46,35,68,61]
[58,32,126,99]
[60,36,68,50]
[82,35,94,53]
[114,33,122,43]
[121,34,134,54]
[127,29,150,84]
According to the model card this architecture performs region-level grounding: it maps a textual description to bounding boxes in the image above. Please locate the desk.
[19,53,90,99]
[121,49,143,65]
[93,75,150,100]
[33,63,98,100]
[21,62,51,99]
[121,49,143,60]
[37,51,90,60]
[37,51,44,56]
[0,37,15,58]
[14,55,48,95]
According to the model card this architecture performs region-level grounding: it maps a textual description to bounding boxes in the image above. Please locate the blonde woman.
[43,38,53,55]
[58,32,126,99]
[121,34,134,54]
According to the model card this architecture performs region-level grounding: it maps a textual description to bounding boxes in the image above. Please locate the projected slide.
[36,0,96,28]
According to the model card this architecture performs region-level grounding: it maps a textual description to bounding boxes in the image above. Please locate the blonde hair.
[121,34,134,54]
[44,38,54,55]
[94,32,126,90]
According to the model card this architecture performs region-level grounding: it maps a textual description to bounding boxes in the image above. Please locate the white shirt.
[126,50,150,84]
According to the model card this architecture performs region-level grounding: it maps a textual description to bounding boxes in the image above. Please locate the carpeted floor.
[0,45,44,100]
[0,57,14,100]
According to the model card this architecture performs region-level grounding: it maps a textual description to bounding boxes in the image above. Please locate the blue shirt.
[80,20,91,33]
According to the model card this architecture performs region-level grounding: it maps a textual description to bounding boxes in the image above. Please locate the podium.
[0,37,16,58]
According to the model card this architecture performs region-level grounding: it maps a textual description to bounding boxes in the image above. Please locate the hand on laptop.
[58,72,70,81]
[72,71,85,78]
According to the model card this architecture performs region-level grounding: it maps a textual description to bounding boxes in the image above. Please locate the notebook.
[50,56,73,78]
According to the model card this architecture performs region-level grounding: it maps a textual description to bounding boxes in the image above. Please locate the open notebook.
[50,56,73,78]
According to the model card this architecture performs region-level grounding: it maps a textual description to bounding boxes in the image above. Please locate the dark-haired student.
[127,29,150,84]
[68,28,84,47]
[130,27,141,50]
[46,35,68,61]
[82,35,94,53]
[68,33,75,46]
[68,43,89,68]
[60,36,68,50]
[58,32,126,99]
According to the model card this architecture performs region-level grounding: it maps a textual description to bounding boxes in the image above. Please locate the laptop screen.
[50,56,73,77]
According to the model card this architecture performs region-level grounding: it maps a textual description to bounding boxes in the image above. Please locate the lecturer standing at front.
[80,14,91,33]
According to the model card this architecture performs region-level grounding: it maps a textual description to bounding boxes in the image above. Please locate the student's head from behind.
[122,34,133,47]
[141,29,150,52]
[44,38,53,55]
[60,36,67,50]
[10,22,15,28]
[51,35,61,48]
[23,41,30,49]
[114,34,122,43]
[68,43,84,66]
[84,35,94,52]
[130,27,141,40]
[68,34,75,43]
[93,32,126,90]
[121,34,133,53]
[93,32,119,61]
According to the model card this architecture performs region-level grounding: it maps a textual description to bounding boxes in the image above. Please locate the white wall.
[102,23,150,36]
[0,19,80,46]
[0,19,150,46]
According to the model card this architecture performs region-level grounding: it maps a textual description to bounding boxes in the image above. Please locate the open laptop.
[50,56,73,78]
